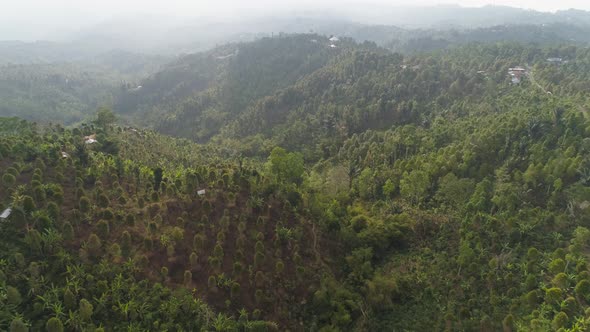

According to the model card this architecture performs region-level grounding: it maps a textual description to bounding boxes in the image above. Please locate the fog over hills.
[1,4,590,65]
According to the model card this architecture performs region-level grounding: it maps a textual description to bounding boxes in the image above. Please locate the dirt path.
[527,66,551,95]
[311,222,321,263]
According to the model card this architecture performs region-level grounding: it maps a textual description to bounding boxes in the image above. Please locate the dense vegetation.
[1,31,590,331]
[0,53,166,125]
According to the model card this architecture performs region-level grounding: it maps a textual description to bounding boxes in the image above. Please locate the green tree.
[400,169,430,205]
[382,179,396,198]
[435,173,475,208]
[357,168,376,200]
[45,317,64,332]
[64,288,76,310]
[6,286,22,305]
[79,298,93,322]
[86,233,102,258]
[2,173,16,187]
[551,312,568,330]
[63,222,74,241]
[575,280,590,301]
[267,147,304,184]
[94,107,117,129]
[9,318,28,332]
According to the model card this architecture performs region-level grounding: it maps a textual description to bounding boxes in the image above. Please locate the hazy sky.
[3,0,590,40]
[6,0,590,18]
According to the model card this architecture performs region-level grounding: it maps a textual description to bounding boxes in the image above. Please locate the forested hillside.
[1,31,590,331]
[116,34,377,141]
[0,52,167,125]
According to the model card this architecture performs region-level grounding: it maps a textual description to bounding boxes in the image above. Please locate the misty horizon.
[3,1,590,42]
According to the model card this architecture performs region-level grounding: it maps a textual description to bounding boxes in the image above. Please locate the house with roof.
[547,57,563,64]
[508,67,526,84]
[84,134,98,144]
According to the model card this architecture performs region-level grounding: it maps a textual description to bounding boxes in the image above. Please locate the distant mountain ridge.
[1,5,590,62]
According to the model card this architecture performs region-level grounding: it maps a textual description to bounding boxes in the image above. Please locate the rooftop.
[0,208,12,219]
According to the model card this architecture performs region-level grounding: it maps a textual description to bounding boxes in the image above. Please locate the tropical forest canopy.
[0,5,590,332]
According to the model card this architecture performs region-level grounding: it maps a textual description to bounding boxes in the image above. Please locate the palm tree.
[116,300,132,321]
[92,292,109,316]
[211,313,236,331]
[64,309,84,332]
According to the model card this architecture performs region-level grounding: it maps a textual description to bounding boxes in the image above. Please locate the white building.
[0,208,12,220]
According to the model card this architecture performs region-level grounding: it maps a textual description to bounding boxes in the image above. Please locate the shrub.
[545,287,563,305]
[147,222,158,234]
[5,167,18,177]
[193,234,205,251]
[236,234,246,248]
[575,280,590,301]
[97,220,110,239]
[86,234,102,258]
[552,311,568,330]
[184,270,192,286]
[208,275,217,289]
[47,202,59,220]
[254,252,265,267]
[189,252,199,269]
[235,249,245,261]
[233,261,243,275]
[213,244,224,260]
[502,314,515,332]
[6,286,22,305]
[230,282,240,298]
[166,244,175,258]
[255,241,264,253]
[36,215,52,230]
[125,214,136,226]
[144,238,153,250]
[252,309,261,320]
[549,258,566,275]
[2,173,16,187]
[62,222,74,241]
[95,193,109,208]
[14,253,25,268]
[208,256,221,271]
[79,197,91,213]
[101,208,114,221]
[33,186,46,202]
[255,289,264,305]
[552,273,568,289]
[275,260,285,274]
[217,231,226,242]
[79,298,93,321]
[110,243,121,258]
[45,318,64,332]
[22,196,36,213]
[64,288,76,310]
[169,227,184,242]
[9,318,28,332]
[138,255,149,268]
